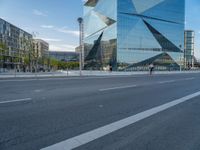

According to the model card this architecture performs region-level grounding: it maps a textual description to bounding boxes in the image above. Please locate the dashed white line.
[0,98,32,104]
[99,77,196,91]
[41,91,200,150]
[99,85,137,91]
[158,78,195,84]
[180,77,195,81]
[158,80,175,84]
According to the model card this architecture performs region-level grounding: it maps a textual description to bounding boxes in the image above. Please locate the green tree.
[24,56,30,66]
[48,57,79,71]
[49,58,59,70]
[0,42,8,70]
[58,61,79,70]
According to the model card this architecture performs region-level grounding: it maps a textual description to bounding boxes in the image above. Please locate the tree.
[48,57,79,71]
[0,42,8,71]
[57,61,79,70]
[49,58,59,70]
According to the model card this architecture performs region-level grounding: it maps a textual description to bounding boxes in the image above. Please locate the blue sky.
[0,0,200,58]
[0,0,83,52]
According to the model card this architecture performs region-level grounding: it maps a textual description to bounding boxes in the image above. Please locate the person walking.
[109,64,112,72]
[149,63,154,75]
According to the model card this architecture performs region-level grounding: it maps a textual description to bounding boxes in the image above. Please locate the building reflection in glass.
[83,0,185,71]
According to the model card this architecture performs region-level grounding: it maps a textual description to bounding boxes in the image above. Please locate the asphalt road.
[0,73,200,150]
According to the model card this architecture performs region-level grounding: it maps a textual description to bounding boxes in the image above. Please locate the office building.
[0,18,32,70]
[83,0,185,71]
[184,30,195,68]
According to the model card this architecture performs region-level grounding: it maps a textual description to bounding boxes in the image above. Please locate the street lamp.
[179,44,183,71]
[77,17,84,76]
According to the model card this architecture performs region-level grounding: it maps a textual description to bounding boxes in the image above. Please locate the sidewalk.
[0,70,200,79]
[0,72,67,79]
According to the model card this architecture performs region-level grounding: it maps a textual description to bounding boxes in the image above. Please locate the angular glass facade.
[84,0,185,71]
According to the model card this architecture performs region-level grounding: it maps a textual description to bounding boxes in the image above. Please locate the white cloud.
[0,16,8,20]
[33,9,47,17]
[39,25,79,37]
[49,44,76,52]
[41,25,54,29]
[62,44,77,49]
[56,27,79,37]
[37,37,62,42]
[82,0,88,3]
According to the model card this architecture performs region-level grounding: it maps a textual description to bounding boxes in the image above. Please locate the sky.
[0,0,200,58]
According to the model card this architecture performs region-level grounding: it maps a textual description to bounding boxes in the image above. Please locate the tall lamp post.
[179,44,183,72]
[77,17,84,76]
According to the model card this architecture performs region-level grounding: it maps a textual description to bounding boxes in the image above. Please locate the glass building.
[0,18,32,70]
[184,30,195,68]
[49,51,79,62]
[83,0,185,71]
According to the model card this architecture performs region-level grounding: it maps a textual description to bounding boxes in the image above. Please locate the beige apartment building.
[33,39,49,58]
[33,39,49,70]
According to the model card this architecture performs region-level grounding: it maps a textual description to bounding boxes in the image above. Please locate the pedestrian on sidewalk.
[149,63,154,75]
[110,65,112,72]
[109,63,112,72]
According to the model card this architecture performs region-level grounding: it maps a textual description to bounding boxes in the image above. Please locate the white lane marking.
[158,77,195,84]
[99,85,137,92]
[41,91,200,150]
[0,98,32,104]
[34,89,43,93]
[180,77,195,81]
[158,80,175,84]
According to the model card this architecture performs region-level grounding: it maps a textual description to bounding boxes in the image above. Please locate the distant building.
[49,51,79,62]
[75,46,80,53]
[184,30,195,68]
[33,39,49,58]
[0,18,32,70]
[33,39,49,70]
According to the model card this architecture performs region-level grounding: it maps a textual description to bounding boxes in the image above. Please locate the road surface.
[0,73,200,150]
